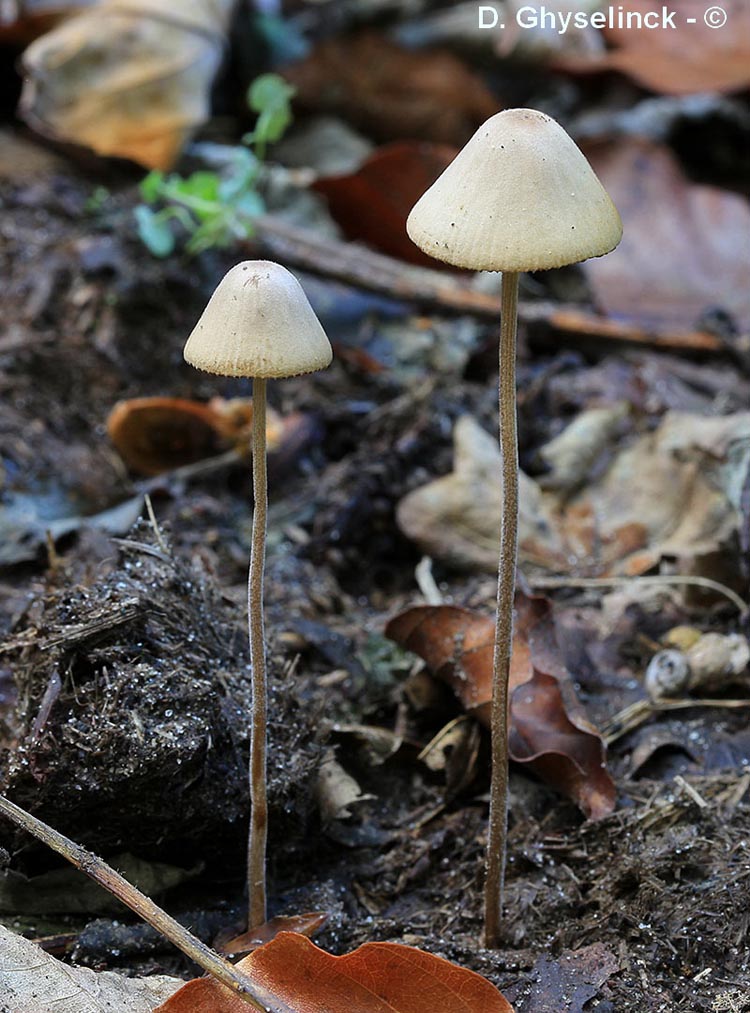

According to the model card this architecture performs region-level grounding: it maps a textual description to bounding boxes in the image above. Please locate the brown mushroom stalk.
[485,268,519,946]
[406,109,622,947]
[247,374,268,929]
[184,261,332,930]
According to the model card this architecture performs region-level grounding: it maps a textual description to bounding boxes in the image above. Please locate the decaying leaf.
[559,0,750,95]
[397,416,565,573]
[397,411,750,580]
[315,757,373,826]
[386,594,616,819]
[156,931,515,1013]
[282,32,499,146]
[106,397,285,476]
[0,923,181,1012]
[313,142,457,266]
[537,404,629,492]
[585,139,750,331]
[20,0,235,169]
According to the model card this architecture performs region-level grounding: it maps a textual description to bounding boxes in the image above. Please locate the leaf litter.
[1,10,750,1012]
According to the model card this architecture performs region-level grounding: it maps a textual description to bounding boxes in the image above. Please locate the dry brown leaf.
[106,397,288,475]
[0,923,181,1011]
[397,411,750,579]
[585,139,750,330]
[20,0,234,169]
[313,142,458,266]
[559,0,750,95]
[282,32,499,146]
[386,594,616,819]
[155,931,515,1013]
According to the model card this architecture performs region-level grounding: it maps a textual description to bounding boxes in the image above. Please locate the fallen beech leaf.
[559,0,750,95]
[156,931,515,1013]
[585,139,750,330]
[386,594,616,819]
[106,397,284,475]
[0,922,181,1011]
[282,32,499,146]
[20,0,234,169]
[313,142,458,266]
[216,913,329,957]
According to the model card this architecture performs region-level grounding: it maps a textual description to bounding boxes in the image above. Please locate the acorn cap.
[184,261,333,379]
[407,109,622,273]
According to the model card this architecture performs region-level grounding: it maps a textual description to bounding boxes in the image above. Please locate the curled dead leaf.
[106,397,285,475]
[216,912,329,958]
[155,931,515,1013]
[20,0,234,168]
[396,416,565,573]
[386,594,616,819]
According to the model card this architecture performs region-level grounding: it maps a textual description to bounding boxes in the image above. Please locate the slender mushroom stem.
[485,270,520,949]
[247,375,268,930]
[0,796,281,1011]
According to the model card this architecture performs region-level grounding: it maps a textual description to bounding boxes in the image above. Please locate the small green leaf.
[246,73,295,155]
[135,206,175,258]
[139,170,165,204]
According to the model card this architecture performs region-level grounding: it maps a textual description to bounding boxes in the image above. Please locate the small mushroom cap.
[407,109,622,273]
[184,261,333,379]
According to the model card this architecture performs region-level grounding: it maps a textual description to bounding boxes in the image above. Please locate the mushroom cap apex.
[184,260,333,379]
[407,108,622,273]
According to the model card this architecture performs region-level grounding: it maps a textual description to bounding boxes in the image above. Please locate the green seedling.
[136,73,294,258]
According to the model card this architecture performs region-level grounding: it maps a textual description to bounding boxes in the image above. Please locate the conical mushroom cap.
[407,109,622,273]
[184,261,333,378]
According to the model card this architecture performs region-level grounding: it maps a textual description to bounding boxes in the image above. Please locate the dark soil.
[1,140,749,1013]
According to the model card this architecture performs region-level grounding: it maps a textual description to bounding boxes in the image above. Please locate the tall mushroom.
[184,260,332,930]
[406,109,622,947]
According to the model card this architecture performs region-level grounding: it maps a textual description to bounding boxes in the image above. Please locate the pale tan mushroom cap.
[407,109,622,272]
[184,261,333,378]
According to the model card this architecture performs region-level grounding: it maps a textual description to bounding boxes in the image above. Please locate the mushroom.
[184,260,332,929]
[406,109,622,946]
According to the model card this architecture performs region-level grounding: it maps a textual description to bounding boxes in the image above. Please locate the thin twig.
[527,574,749,616]
[144,493,169,555]
[0,796,287,1012]
[251,217,724,354]
[603,697,750,744]
[415,557,443,605]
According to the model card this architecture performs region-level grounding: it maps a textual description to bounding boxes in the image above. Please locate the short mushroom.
[407,109,622,947]
[184,260,332,930]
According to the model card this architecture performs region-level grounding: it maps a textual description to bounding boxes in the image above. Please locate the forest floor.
[1,119,750,1013]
